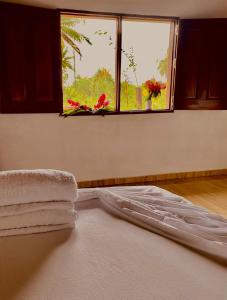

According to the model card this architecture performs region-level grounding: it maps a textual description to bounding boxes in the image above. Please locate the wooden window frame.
[60,10,179,116]
[175,19,227,110]
[0,2,63,114]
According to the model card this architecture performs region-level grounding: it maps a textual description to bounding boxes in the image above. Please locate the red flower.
[98,94,106,105]
[103,100,110,107]
[145,80,154,91]
[94,94,110,110]
[144,80,166,98]
[67,99,80,107]
[160,83,166,89]
[94,103,101,110]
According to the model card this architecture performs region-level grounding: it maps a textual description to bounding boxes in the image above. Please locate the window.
[2,4,225,114]
[61,12,178,115]
[61,14,117,113]
[0,4,177,114]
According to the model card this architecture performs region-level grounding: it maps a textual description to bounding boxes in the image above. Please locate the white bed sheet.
[0,206,226,300]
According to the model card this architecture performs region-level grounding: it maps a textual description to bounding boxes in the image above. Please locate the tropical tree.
[158,50,168,78]
[62,47,73,82]
[61,16,92,79]
[94,68,114,83]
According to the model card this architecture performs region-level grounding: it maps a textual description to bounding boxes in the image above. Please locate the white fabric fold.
[78,186,227,263]
[0,209,76,231]
[0,169,77,206]
[0,223,75,237]
[0,201,74,217]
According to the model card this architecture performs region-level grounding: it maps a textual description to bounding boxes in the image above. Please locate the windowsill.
[60,109,174,117]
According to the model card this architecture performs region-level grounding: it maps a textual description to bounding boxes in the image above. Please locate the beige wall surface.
[0,111,227,181]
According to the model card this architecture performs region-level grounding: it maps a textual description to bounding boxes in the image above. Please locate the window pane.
[61,14,117,113]
[120,19,173,111]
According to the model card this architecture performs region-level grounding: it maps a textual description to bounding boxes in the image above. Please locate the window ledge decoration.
[62,93,112,116]
[144,80,166,110]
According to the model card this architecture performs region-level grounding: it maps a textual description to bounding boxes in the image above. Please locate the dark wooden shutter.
[175,19,227,110]
[0,2,62,113]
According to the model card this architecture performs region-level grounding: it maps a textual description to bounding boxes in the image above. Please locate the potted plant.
[144,80,166,110]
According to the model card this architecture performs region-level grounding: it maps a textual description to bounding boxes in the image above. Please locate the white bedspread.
[78,186,227,263]
[1,207,226,300]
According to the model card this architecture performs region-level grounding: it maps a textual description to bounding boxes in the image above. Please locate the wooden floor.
[154,175,227,218]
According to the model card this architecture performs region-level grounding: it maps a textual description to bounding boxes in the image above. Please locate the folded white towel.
[0,201,74,217]
[0,209,76,231]
[0,169,77,206]
[0,223,75,237]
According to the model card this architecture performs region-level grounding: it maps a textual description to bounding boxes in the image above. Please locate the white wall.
[1,111,227,181]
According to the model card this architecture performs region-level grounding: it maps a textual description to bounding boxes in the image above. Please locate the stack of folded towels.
[0,169,77,237]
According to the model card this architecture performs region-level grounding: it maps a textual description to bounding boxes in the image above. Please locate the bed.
[0,203,226,300]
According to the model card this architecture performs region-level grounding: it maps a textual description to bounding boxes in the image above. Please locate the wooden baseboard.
[78,169,227,188]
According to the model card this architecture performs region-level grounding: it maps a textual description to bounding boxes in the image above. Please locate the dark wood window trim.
[60,10,179,116]
[175,19,227,110]
[0,2,62,114]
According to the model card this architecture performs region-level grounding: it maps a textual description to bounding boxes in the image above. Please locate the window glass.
[61,15,117,114]
[121,19,172,111]
[61,13,176,115]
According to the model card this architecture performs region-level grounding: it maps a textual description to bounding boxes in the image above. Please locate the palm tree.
[62,47,73,82]
[61,16,92,76]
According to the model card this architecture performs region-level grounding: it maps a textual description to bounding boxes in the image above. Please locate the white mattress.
[0,206,227,300]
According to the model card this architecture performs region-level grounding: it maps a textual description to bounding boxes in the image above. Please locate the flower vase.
[146,99,152,110]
